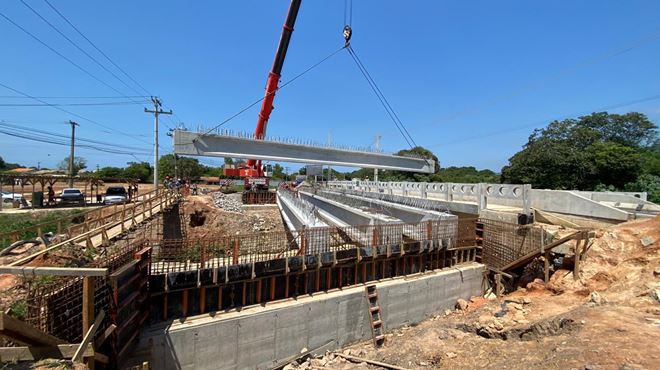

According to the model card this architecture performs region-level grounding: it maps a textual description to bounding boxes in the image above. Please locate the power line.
[0,101,145,107]
[428,93,660,148]
[0,11,134,99]
[0,81,161,149]
[40,0,185,134]
[427,26,660,127]
[19,0,144,99]
[0,128,150,156]
[0,121,151,152]
[201,45,346,135]
[0,95,150,99]
[41,0,153,97]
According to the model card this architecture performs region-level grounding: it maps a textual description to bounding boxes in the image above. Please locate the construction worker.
[47,185,55,206]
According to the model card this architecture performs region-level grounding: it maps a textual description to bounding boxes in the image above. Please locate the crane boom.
[241,0,302,178]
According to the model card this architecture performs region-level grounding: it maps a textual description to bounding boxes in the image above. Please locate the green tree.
[502,112,657,190]
[124,162,152,182]
[158,154,204,180]
[57,156,87,176]
[586,142,642,189]
[625,174,660,204]
[271,164,285,180]
[95,166,124,179]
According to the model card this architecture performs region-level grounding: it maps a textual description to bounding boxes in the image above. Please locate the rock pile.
[212,192,243,213]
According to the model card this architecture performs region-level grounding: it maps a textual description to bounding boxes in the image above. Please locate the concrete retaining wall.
[134,263,484,370]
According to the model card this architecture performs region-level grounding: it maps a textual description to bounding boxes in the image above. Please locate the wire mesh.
[479,218,548,270]
[150,218,466,274]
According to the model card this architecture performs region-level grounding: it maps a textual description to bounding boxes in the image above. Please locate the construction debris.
[211,191,243,213]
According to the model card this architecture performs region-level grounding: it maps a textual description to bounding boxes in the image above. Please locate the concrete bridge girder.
[173,131,435,173]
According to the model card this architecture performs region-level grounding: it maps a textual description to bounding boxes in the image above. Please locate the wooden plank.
[82,277,95,340]
[0,343,94,362]
[73,310,105,363]
[94,324,116,349]
[0,266,108,277]
[0,312,65,347]
[499,231,582,272]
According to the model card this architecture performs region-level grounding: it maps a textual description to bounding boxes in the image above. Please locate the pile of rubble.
[212,192,243,213]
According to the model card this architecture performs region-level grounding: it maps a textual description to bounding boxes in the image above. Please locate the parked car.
[1,191,23,204]
[104,186,128,205]
[59,188,85,205]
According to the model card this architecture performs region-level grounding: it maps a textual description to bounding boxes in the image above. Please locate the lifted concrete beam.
[173,130,435,173]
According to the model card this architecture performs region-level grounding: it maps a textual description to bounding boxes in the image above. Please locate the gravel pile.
[212,192,243,213]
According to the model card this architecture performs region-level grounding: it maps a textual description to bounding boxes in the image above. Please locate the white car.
[104,186,128,205]
[1,191,23,204]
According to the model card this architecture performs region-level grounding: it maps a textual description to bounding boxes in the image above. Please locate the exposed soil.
[287,216,660,370]
[182,193,285,239]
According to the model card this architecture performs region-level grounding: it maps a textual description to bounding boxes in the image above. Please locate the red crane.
[224,0,302,191]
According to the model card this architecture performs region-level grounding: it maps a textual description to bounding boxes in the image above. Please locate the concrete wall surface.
[530,189,630,221]
[134,263,484,370]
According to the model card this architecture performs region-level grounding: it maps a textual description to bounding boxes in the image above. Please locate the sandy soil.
[288,216,660,370]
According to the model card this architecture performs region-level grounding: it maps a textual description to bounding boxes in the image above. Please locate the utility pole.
[144,97,172,191]
[374,134,381,182]
[68,120,79,187]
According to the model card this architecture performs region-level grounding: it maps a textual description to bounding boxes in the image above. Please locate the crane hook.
[343,25,352,46]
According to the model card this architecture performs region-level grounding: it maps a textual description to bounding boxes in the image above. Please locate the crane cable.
[199,45,346,136]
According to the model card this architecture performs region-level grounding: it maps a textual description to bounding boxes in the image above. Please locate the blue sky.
[1,0,659,172]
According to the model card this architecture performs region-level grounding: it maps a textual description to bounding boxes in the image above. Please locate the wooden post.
[573,238,582,280]
[232,239,239,265]
[163,293,168,321]
[544,250,551,283]
[182,290,188,317]
[269,276,276,300]
[218,286,222,311]
[82,276,95,370]
[242,282,247,306]
[256,279,262,304]
[494,273,503,298]
[325,269,331,290]
[200,288,206,314]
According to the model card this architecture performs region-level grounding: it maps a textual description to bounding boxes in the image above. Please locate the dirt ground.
[181,192,285,239]
[288,216,660,370]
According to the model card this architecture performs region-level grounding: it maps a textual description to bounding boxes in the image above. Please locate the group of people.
[163,176,198,196]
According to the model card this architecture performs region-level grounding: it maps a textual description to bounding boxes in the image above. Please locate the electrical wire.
[19,0,145,100]
[0,11,136,100]
[201,45,347,136]
[0,128,150,156]
[0,95,150,99]
[0,101,145,107]
[39,0,184,130]
[0,121,151,152]
[428,93,660,148]
[42,0,153,97]
[0,81,162,149]
[428,26,660,127]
